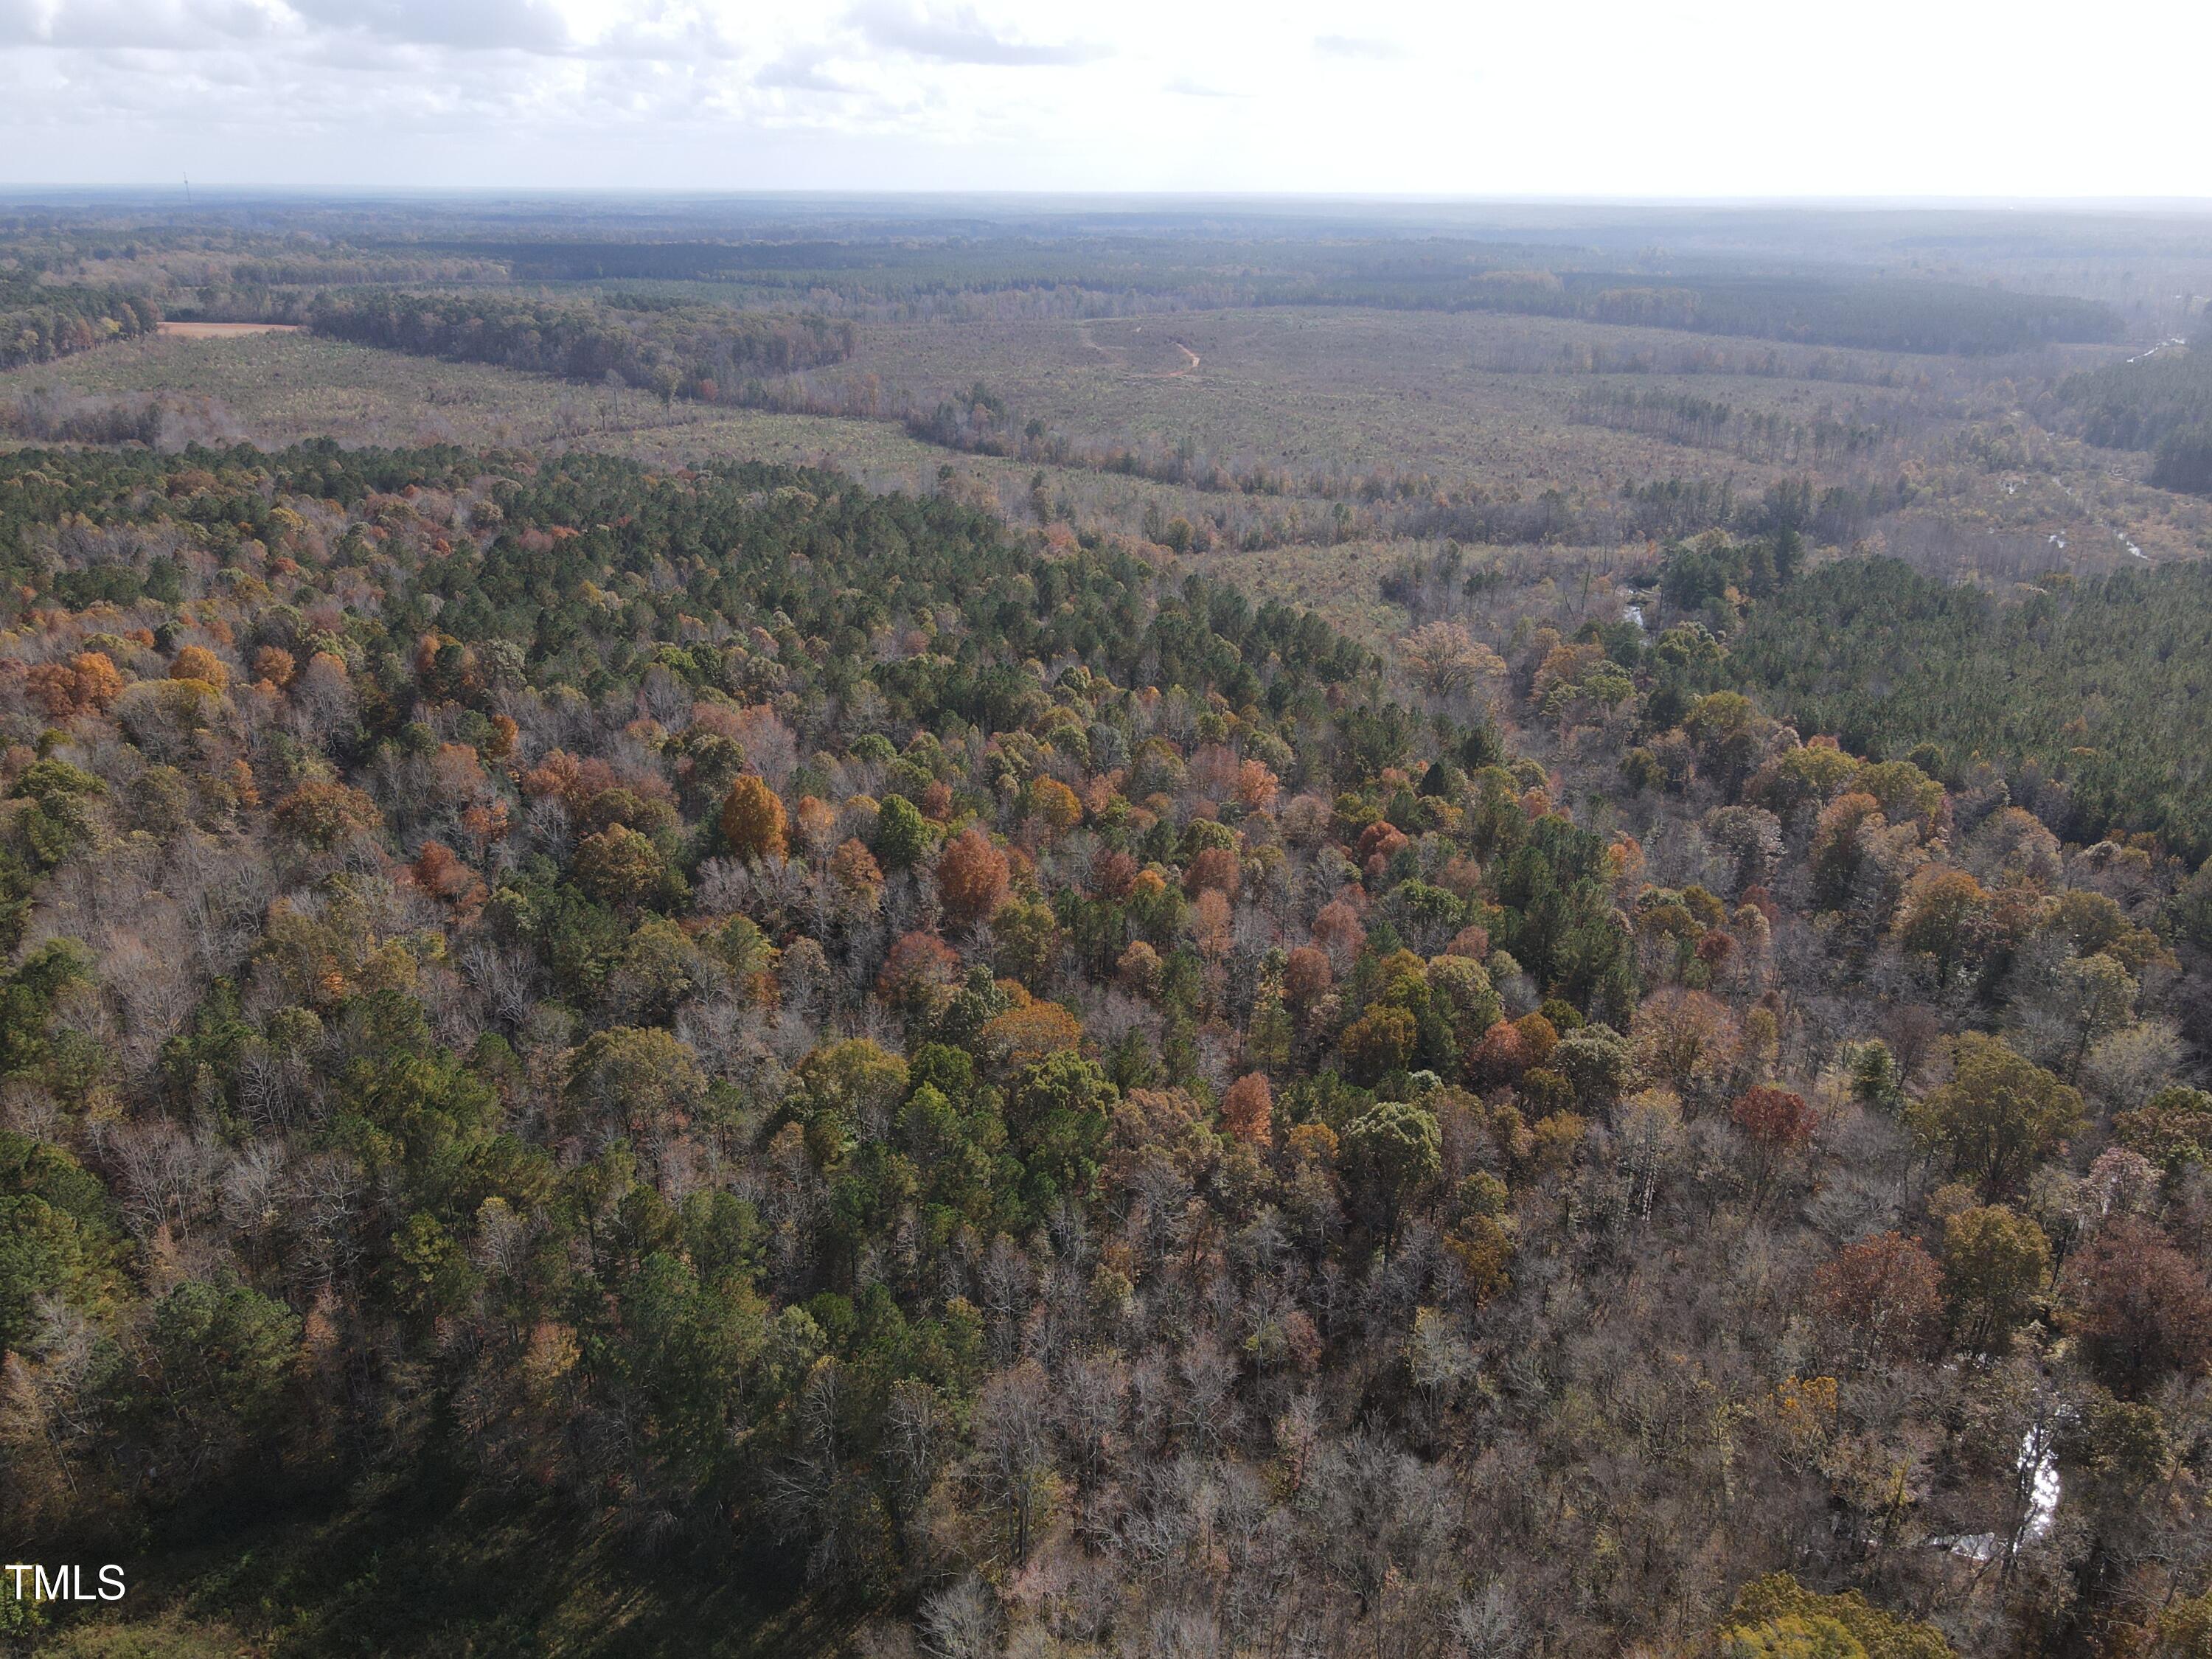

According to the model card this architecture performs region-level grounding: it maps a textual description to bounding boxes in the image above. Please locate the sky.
[0,0,2205,198]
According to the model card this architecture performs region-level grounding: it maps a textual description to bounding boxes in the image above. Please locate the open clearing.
[9,308,2207,567]
[0,331,1257,539]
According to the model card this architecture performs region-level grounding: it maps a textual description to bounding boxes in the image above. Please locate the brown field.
[811,305,2211,563]
[0,332,1245,540]
[10,308,2209,582]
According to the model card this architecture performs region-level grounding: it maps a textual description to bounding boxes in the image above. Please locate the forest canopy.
[0,276,162,371]
[0,196,2209,1659]
[2059,331,2212,493]
[303,289,856,403]
[1683,553,2212,859]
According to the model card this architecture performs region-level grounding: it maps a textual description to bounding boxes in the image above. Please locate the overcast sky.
[1,0,2204,198]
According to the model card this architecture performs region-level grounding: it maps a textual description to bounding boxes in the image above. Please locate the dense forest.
[1652,546,2212,860]
[303,291,857,404]
[0,279,161,372]
[362,235,2127,355]
[0,431,2206,1659]
[1283,269,2125,356]
[2059,336,2212,493]
[2,205,2141,361]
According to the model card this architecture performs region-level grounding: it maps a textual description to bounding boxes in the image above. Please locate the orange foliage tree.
[169,644,231,692]
[1220,1072,1273,1147]
[720,775,788,863]
[27,650,125,718]
[937,827,1010,928]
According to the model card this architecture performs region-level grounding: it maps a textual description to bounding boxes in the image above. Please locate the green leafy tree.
[873,793,932,871]
[1339,1005,1416,1086]
[1941,1204,2050,1353]
[563,1027,709,1140]
[571,824,667,907]
[1004,1051,1114,1219]
[145,1276,304,1476]
[791,1039,911,1163]
[0,1130,118,1352]
[1910,1034,2083,1199]
[1721,1573,1952,1659]
[1343,1100,1440,1248]
[1551,1023,1633,1110]
[2117,1085,2212,1169]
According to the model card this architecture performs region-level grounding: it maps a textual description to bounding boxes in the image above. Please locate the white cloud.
[0,0,2202,195]
[1164,75,1246,98]
[0,0,285,49]
[1312,33,1405,60]
[757,44,849,93]
[288,0,570,51]
[845,1,1106,66]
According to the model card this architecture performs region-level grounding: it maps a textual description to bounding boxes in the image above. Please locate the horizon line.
[3,185,2212,212]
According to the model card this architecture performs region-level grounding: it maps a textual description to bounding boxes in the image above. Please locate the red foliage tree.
[1093,849,1139,900]
[1444,923,1491,961]
[1813,1231,1943,1361]
[876,930,961,1019]
[26,650,125,718]
[1467,1019,1528,1088]
[411,841,486,910]
[1281,945,1333,1015]
[1312,898,1366,967]
[1732,1086,1816,1152]
[1183,845,1240,898]
[2064,1217,2212,1395]
[1732,1085,1818,1205]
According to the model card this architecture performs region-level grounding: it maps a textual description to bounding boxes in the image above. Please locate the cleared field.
[1186,538,1420,646]
[7,312,2205,566]
[827,305,2208,557]
[855,304,2062,433]
[1,332,638,447]
[13,310,1893,501]
[1186,537,1646,652]
[845,307,1841,486]
[0,331,1260,540]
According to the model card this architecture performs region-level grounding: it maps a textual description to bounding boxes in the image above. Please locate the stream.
[1935,1419,2062,1563]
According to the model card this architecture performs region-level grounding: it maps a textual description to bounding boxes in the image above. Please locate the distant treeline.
[0,277,161,369]
[400,238,897,282]
[2058,334,2212,493]
[305,290,856,399]
[170,254,511,324]
[0,386,241,448]
[365,237,2122,357]
[1284,271,2124,356]
[213,254,507,289]
[1569,384,1895,464]
[1714,556,2212,858]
